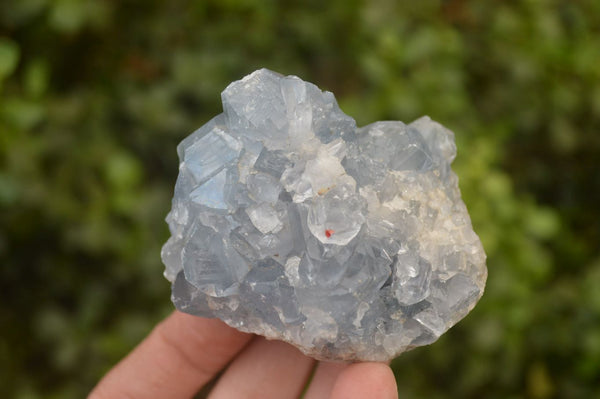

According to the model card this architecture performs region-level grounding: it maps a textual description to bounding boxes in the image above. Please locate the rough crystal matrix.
[162,69,487,361]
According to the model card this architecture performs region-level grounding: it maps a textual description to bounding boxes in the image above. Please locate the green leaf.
[48,0,86,33]
[0,38,20,81]
[104,152,143,190]
[525,207,560,240]
[24,59,49,98]
[0,173,20,205]
[1,98,44,129]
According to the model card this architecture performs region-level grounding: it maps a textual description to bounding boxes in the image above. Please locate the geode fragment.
[161,69,487,361]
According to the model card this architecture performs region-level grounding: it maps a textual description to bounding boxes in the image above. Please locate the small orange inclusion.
[325,229,335,238]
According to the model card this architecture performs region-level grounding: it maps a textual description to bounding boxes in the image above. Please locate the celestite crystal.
[162,69,487,361]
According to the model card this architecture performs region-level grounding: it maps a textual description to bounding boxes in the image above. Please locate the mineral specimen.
[161,69,487,362]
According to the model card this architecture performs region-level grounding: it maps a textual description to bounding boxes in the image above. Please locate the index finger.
[89,311,253,399]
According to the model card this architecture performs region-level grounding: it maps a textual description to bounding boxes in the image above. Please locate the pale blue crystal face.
[162,68,487,361]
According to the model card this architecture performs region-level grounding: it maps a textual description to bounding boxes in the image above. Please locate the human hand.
[89,311,398,398]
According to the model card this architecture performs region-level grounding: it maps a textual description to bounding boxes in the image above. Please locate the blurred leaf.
[24,59,49,98]
[525,207,560,240]
[0,173,20,205]
[1,98,44,129]
[0,37,19,81]
[527,362,554,399]
[48,0,87,33]
[103,152,142,190]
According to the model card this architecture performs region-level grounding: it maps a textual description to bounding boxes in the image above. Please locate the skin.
[89,311,398,399]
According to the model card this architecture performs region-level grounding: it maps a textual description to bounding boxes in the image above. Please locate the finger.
[330,362,398,399]
[89,311,253,399]
[208,337,315,399]
[303,361,348,399]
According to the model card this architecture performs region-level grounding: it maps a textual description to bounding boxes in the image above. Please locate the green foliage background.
[1,0,599,397]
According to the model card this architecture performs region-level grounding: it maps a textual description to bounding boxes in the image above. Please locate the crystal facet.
[162,69,487,361]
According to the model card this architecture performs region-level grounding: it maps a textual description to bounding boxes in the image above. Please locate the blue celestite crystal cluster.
[161,69,487,361]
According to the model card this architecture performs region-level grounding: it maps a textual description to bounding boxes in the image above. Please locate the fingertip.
[208,338,315,399]
[89,311,253,399]
[330,362,398,399]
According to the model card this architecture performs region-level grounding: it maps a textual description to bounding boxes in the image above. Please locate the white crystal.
[246,173,281,203]
[183,127,241,183]
[163,69,487,362]
[306,182,365,245]
[246,202,283,234]
[190,169,228,210]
